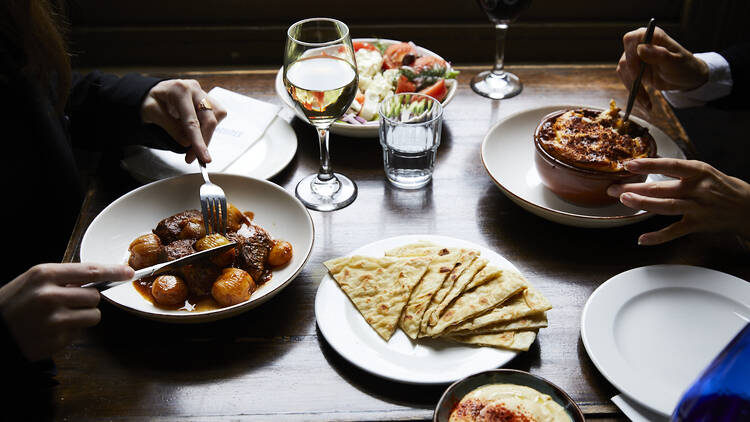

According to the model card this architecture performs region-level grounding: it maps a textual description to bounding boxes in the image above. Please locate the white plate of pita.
[315,235,552,384]
[481,105,686,228]
[581,265,750,417]
[80,173,314,323]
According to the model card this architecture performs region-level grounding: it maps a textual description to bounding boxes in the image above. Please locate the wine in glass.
[284,18,359,211]
[471,0,532,99]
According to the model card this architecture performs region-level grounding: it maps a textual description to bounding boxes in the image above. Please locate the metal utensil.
[623,18,656,122]
[81,241,237,290]
[199,161,228,235]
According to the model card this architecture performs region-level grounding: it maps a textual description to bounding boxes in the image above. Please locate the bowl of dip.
[533,101,656,207]
[434,369,584,422]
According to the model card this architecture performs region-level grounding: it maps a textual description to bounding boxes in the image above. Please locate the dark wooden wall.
[66,0,744,67]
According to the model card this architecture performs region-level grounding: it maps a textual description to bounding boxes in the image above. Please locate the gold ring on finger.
[197,98,213,112]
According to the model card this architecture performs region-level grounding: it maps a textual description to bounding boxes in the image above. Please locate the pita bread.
[419,250,479,336]
[385,245,465,339]
[466,313,548,335]
[425,268,527,336]
[323,255,430,341]
[447,285,552,334]
[428,258,489,327]
[448,330,538,351]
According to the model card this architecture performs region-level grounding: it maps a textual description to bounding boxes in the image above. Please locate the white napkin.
[612,394,670,422]
[122,86,281,181]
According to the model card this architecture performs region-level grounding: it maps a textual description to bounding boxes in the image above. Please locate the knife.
[81,241,237,290]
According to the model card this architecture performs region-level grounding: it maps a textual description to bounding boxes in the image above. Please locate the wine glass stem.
[317,127,334,182]
[493,23,509,75]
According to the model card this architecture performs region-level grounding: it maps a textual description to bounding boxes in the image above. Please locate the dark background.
[66,0,749,180]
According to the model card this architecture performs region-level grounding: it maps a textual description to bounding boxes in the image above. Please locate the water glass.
[378,93,443,189]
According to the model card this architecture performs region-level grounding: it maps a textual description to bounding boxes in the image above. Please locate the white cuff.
[662,52,733,108]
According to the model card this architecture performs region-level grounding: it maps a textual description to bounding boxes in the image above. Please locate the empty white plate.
[581,265,750,416]
[122,115,297,183]
[481,105,686,228]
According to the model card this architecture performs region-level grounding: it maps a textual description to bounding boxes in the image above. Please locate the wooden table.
[55,65,749,421]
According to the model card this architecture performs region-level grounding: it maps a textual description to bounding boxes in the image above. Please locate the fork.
[622,18,656,122]
[199,161,228,236]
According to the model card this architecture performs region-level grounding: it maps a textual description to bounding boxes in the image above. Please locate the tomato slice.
[419,79,447,102]
[383,42,417,69]
[395,74,417,93]
[353,41,377,52]
[413,56,447,73]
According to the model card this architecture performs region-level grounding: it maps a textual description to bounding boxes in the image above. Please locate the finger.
[624,158,706,178]
[617,52,635,91]
[169,83,212,164]
[638,219,695,245]
[621,29,644,82]
[55,308,102,329]
[607,179,684,198]
[619,192,693,215]
[636,43,680,66]
[194,93,219,153]
[31,263,134,286]
[55,285,101,308]
[636,85,651,110]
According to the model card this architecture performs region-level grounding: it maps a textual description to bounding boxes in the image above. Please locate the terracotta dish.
[533,103,657,207]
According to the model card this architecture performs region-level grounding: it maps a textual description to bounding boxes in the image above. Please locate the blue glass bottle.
[671,322,750,421]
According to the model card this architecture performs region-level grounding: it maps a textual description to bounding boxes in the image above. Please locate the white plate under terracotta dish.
[80,173,314,323]
[122,115,298,183]
[315,235,527,384]
[581,265,750,417]
[481,105,687,228]
[274,38,458,138]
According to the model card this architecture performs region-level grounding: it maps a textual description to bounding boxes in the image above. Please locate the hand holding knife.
[81,241,237,290]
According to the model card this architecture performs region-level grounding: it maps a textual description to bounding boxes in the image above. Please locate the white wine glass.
[283,18,358,211]
[471,0,532,99]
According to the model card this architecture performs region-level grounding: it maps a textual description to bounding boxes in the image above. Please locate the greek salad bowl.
[275,38,459,138]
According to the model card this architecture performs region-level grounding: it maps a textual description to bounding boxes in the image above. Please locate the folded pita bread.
[425,268,527,337]
[428,258,489,327]
[385,245,465,339]
[419,250,479,336]
[448,330,538,351]
[323,255,430,341]
[466,313,548,335]
[447,285,552,334]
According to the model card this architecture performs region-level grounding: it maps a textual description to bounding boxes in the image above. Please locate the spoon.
[623,18,656,122]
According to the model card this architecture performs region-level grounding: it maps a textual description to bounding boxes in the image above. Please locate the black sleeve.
[67,71,188,153]
[0,314,58,416]
[712,43,750,109]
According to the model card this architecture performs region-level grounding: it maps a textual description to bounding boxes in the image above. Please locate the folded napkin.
[612,394,670,422]
[122,86,281,181]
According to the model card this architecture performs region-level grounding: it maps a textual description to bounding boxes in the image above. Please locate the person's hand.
[0,263,134,362]
[141,79,228,164]
[607,158,750,245]
[617,26,710,109]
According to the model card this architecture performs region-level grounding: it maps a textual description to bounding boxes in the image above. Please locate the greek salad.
[338,40,458,125]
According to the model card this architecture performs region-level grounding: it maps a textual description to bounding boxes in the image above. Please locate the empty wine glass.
[283,18,358,211]
[472,0,532,99]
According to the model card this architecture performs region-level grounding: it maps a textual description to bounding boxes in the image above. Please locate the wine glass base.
[295,173,357,212]
[471,70,523,99]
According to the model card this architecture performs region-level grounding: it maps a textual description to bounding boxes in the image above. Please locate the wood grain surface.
[55,65,749,421]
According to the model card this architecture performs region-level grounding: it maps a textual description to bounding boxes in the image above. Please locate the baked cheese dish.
[536,101,656,172]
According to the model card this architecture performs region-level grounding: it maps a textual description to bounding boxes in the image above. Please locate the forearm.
[67,71,186,152]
